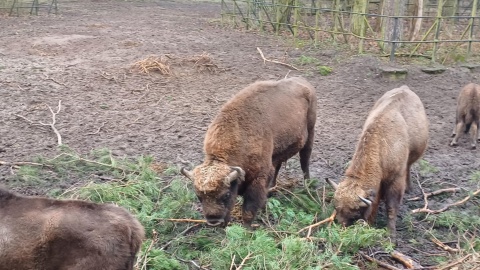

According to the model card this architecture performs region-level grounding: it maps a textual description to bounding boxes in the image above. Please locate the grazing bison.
[181,77,317,228]
[0,187,144,270]
[450,83,480,149]
[326,86,428,238]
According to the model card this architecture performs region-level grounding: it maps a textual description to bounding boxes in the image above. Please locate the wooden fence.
[221,0,480,63]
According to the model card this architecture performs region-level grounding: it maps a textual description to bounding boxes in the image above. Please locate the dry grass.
[131,55,172,75]
[184,52,221,73]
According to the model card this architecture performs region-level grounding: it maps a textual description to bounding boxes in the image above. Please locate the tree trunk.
[409,0,423,41]
[351,0,368,35]
[380,0,407,51]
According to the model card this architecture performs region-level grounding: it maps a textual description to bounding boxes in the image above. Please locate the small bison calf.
[450,83,480,149]
[0,188,144,270]
[327,86,429,239]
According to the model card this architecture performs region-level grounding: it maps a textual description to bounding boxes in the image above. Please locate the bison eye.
[221,192,231,203]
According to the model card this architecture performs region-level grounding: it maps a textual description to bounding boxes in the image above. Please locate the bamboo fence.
[221,0,480,62]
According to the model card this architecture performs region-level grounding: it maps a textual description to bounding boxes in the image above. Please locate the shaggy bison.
[181,77,317,228]
[0,187,144,270]
[450,83,480,149]
[327,86,428,238]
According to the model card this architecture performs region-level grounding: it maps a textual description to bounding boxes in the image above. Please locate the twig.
[86,122,106,135]
[160,225,199,251]
[390,250,423,269]
[407,188,461,201]
[15,100,63,145]
[236,252,253,270]
[256,47,300,71]
[44,74,67,87]
[160,218,207,223]
[298,210,336,234]
[0,161,53,168]
[359,251,401,270]
[437,254,473,270]
[229,255,236,270]
[412,189,480,214]
[139,230,158,270]
[431,237,460,253]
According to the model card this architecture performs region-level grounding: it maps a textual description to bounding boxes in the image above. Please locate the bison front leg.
[242,179,268,228]
[384,178,405,240]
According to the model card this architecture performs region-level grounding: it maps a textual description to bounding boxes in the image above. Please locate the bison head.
[326,178,375,226]
[181,163,245,227]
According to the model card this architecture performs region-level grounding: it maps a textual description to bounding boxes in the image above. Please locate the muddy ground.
[0,0,479,268]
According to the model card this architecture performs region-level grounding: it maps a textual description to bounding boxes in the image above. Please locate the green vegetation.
[9,147,394,269]
[417,159,439,177]
[317,65,333,76]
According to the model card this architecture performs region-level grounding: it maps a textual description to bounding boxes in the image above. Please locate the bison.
[0,187,144,270]
[450,83,480,149]
[326,86,428,238]
[181,77,317,228]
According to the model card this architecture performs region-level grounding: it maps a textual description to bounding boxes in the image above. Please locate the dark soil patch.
[0,0,479,268]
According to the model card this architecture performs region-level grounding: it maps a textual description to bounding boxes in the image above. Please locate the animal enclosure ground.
[0,0,479,269]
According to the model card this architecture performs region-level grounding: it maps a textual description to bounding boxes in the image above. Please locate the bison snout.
[205,215,225,227]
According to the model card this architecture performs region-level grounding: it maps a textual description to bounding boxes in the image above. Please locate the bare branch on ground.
[14,100,63,145]
[256,47,300,71]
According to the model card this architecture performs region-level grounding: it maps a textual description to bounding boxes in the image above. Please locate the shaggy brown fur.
[450,83,480,149]
[330,86,428,239]
[182,77,317,228]
[0,188,144,270]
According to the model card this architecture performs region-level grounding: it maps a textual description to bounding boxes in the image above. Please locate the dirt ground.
[0,0,479,268]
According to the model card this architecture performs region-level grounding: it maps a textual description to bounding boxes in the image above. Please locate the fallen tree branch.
[0,161,53,168]
[160,218,207,223]
[412,189,480,214]
[15,100,63,145]
[390,250,423,269]
[298,210,336,234]
[431,237,460,253]
[256,47,300,71]
[236,252,253,270]
[406,187,461,201]
[437,254,473,270]
[359,251,401,270]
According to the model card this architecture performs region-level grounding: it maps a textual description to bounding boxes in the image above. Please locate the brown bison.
[0,187,144,270]
[326,86,428,238]
[181,77,317,228]
[450,83,480,149]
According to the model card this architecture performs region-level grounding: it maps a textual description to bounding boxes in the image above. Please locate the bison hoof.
[471,145,477,150]
[451,133,456,138]
[450,142,458,147]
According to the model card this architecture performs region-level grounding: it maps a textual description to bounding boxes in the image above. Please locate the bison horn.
[180,167,194,180]
[325,178,338,190]
[226,166,245,183]
[357,195,372,206]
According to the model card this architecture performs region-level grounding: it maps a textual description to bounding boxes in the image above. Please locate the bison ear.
[226,166,245,184]
[325,178,338,190]
[180,167,194,181]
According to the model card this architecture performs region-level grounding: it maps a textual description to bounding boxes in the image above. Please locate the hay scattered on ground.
[131,55,172,75]
[131,53,224,76]
[185,52,220,73]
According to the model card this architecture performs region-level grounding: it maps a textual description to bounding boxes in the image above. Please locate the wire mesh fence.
[0,0,57,16]
[221,0,480,63]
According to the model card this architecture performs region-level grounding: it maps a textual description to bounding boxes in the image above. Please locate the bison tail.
[465,123,472,134]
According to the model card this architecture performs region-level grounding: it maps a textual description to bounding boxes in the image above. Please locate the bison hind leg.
[470,122,478,149]
[299,141,313,180]
[450,121,466,146]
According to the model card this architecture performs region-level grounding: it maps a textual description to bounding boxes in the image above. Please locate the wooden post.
[468,0,478,57]
[275,1,281,34]
[432,0,444,62]
[293,0,299,38]
[315,0,320,45]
